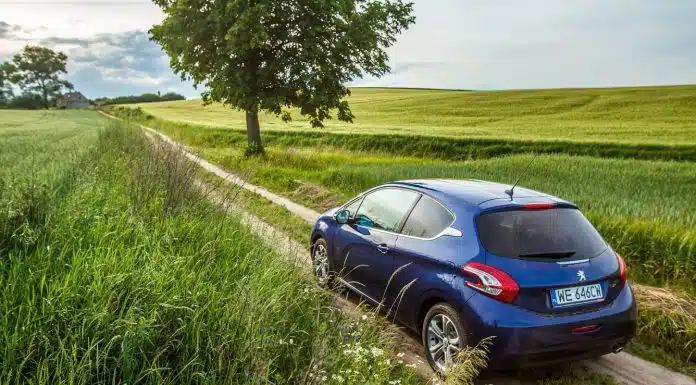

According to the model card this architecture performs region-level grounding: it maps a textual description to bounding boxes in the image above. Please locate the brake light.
[523,203,555,210]
[617,254,627,284]
[462,262,519,303]
[572,324,600,334]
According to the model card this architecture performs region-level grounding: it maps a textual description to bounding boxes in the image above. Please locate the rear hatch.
[476,206,624,314]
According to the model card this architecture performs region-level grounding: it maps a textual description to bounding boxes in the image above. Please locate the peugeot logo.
[577,270,587,281]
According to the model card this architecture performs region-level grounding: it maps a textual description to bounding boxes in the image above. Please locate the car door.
[388,195,459,325]
[333,187,420,304]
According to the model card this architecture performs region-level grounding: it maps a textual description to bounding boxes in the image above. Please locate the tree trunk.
[42,83,48,109]
[245,108,263,154]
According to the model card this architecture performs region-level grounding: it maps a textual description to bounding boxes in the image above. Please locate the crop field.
[0,111,425,385]
[133,86,696,145]
[109,85,696,377]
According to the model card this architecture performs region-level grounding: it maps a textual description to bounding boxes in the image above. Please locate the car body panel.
[462,283,636,368]
[333,224,399,302]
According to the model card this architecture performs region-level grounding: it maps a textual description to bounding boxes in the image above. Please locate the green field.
[113,86,696,292]
[0,111,425,385]
[109,85,696,377]
[134,85,696,145]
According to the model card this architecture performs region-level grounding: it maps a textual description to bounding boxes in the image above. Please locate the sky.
[1,0,695,99]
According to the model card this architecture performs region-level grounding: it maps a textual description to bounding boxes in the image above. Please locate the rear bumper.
[461,283,637,369]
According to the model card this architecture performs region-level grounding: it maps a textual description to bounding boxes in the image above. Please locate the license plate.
[551,283,604,307]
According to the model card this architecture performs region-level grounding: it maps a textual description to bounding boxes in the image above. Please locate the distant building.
[58,92,90,109]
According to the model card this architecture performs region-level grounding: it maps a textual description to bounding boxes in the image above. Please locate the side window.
[401,196,454,238]
[355,188,420,232]
[343,197,363,218]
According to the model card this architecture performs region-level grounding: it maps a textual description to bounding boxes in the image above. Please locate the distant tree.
[10,45,73,109]
[161,92,185,101]
[8,92,44,110]
[0,62,15,106]
[95,92,186,106]
[150,0,415,154]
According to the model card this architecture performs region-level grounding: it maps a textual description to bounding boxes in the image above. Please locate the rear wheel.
[422,303,468,374]
[311,238,333,286]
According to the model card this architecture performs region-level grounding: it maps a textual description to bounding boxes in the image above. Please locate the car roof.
[380,179,576,212]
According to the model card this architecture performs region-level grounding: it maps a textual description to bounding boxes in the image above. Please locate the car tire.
[311,237,334,287]
[422,303,469,375]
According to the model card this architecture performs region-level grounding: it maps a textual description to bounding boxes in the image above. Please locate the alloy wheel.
[426,313,462,371]
[312,243,329,283]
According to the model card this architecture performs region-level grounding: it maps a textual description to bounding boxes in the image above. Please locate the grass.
[116,85,696,162]
[103,83,696,378]
[200,156,696,381]
[626,285,696,378]
[198,150,696,380]
[195,157,619,385]
[178,144,696,294]
[130,86,696,145]
[0,111,426,385]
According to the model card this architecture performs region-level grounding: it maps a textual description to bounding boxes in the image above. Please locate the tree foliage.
[150,0,415,152]
[8,92,44,110]
[9,46,73,109]
[94,92,186,106]
[0,62,14,106]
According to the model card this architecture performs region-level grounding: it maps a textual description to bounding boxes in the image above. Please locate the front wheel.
[422,303,468,374]
[311,238,333,286]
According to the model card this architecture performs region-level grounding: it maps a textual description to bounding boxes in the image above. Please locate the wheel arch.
[416,289,459,334]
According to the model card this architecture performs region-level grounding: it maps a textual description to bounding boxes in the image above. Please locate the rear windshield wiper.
[517,250,576,259]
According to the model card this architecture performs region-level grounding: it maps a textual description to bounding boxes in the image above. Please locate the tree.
[0,62,14,106]
[8,92,44,110]
[10,46,73,109]
[150,0,415,153]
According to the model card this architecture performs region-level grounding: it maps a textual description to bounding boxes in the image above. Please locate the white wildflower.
[371,347,383,357]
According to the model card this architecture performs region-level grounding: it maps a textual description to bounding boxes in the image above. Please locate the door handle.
[377,244,389,254]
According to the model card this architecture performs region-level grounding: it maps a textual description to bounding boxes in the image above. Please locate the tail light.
[462,262,519,303]
[523,203,554,210]
[617,254,627,284]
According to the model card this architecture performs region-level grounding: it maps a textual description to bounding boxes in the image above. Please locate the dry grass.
[289,179,344,210]
[630,283,696,375]
[634,284,696,320]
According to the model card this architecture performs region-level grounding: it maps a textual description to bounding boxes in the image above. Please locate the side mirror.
[335,209,351,224]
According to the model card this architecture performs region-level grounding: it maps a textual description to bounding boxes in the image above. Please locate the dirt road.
[105,112,695,385]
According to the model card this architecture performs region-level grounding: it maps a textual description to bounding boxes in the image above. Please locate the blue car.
[309,179,636,373]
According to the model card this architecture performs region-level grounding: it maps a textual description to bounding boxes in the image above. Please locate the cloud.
[4,1,696,98]
[360,0,696,89]
[1,23,195,98]
[0,20,30,40]
[3,30,195,98]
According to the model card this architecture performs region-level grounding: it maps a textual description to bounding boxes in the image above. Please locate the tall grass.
[0,116,425,385]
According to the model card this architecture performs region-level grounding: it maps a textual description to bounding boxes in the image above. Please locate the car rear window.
[476,208,607,259]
